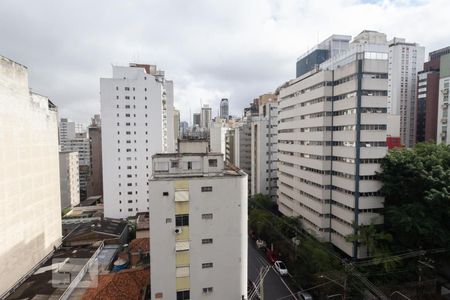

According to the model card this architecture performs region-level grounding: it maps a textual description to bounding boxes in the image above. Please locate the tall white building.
[250,95,278,200]
[59,151,80,209]
[278,31,388,258]
[101,63,174,218]
[149,142,248,300]
[388,38,425,147]
[200,104,212,129]
[209,118,228,155]
[0,55,62,296]
[437,53,450,144]
[220,98,229,119]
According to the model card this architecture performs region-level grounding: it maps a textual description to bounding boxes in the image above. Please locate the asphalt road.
[248,238,297,300]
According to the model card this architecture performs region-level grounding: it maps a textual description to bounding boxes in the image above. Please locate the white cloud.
[0,0,449,124]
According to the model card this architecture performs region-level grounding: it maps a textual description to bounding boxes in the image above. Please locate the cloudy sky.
[1,0,449,124]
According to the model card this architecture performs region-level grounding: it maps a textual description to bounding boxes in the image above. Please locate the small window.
[176,291,190,300]
[202,238,213,244]
[128,208,133,212]
[202,287,213,294]
[187,161,192,170]
[171,161,179,168]
[202,213,213,220]
[202,262,213,269]
[165,218,172,223]
[176,214,189,226]
[208,159,217,167]
[163,192,169,196]
[201,186,212,192]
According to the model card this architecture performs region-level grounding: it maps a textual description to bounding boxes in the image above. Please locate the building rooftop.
[6,247,99,300]
[129,238,150,254]
[82,267,150,300]
[136,212,149,231]
[63,219,127,246]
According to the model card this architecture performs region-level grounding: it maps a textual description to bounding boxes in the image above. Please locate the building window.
[202,213,213,220]
[202,238,213,244]
[187,161,192,170]
[202,262,213,269]
[208,159,217,167]
[201,186,213,192]
[165,218,172,223]
[175,214,189,226]
[176,290,190,300]
[128,208,133,212]
[171,161,179,168]
[163,192,169,196]
[202,287,213,294]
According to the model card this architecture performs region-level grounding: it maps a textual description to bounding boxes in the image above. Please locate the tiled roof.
[129,238,150,253]
[82,267,149,300]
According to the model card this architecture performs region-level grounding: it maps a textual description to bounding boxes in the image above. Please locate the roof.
[129,238,150,253]
[82,267,149,300]
[64,219,127,244]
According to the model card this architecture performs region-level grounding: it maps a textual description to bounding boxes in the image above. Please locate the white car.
[274,260,288,276]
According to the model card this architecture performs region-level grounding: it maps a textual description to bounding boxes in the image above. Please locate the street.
[248,238,297,300]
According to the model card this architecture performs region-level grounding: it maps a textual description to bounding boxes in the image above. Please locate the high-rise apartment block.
[296,35,351,78]
[416,46,450,143]
[200,104,212,129]
[250,94,278,200]
[59,151,80,209]
[149,141,248,300]
[436,53,450,143]
[279,31,388,258]
[101,63,174,218]
[87,115,103,197]
[193,113,201,127]
[220,98,229,119]
[0,55,62,296]
[388,38,424,147]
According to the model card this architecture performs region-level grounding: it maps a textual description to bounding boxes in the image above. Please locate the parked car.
[298,291,313,300]
[247,280,260,299]
[256,239,267,249]
[274,260,288,276]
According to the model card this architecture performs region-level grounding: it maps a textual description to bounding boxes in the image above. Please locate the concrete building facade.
[278,31,388,258]
[0,55,62,296]
[219,98,229,119]
[59,151,80,209]
[87,115,103,197]
[436,53,450,144]
[200,104,212,129]
[101,63,174,218]
[387,38,425,147]
[250,96,278,200]
[149,149,247,300]
[209,119,228,156]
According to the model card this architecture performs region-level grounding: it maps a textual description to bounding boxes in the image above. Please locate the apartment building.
[0,55,62,296]
[416,46,450,143]
[209,118,228,155]
[101,63,174,218]
[200,104,212,129]
[436,53,450,143]
[149,142,248,300]
[278,31,388,258]
[388,38,425,147]
[250,95,278,200]
[59,151,80,209]
[87,115,103,197]
[220,98,229,119]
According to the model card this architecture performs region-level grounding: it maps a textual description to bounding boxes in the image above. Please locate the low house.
[63,219,128,247]
[128,238,150,267]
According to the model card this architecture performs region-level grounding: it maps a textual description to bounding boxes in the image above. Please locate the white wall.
[59,151,80,209]
[0,55,62,296]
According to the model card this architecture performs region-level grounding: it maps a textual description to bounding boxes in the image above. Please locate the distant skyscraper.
[180,121,188,136]
[0,55,62,296]
[87,115,103,197]
[101,63,174,218]
[296,34,351,78]
[193,113,201,127]
[416,46,450,143]
[220,98,229,119]
[388,38,425,147]
[200,104,212,129]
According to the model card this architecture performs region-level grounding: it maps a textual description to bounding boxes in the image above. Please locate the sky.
[0,0,449,125]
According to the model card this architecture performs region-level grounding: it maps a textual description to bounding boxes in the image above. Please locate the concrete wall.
[0,55,62,296]
[59,151,80,209]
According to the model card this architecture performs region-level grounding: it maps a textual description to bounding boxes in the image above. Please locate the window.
[202,262,213,269]
[202,287,213,294]
[208,159,217,167]
[125,87,130,91]
[176,266,190,277]
[163,192,169,196]
[202,213,213,220]
[165,218,172,223]
[128,208,133,212]
[176,214,189,226]
[201,186,213,192]
[171,161,179,168]
[187,161,192,170]
[202,238,213,244]
[176,290,190,300]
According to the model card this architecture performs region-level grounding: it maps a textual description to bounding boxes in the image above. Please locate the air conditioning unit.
[175,227,183,234]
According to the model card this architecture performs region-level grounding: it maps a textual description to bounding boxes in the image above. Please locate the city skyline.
[0,0,449,124]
